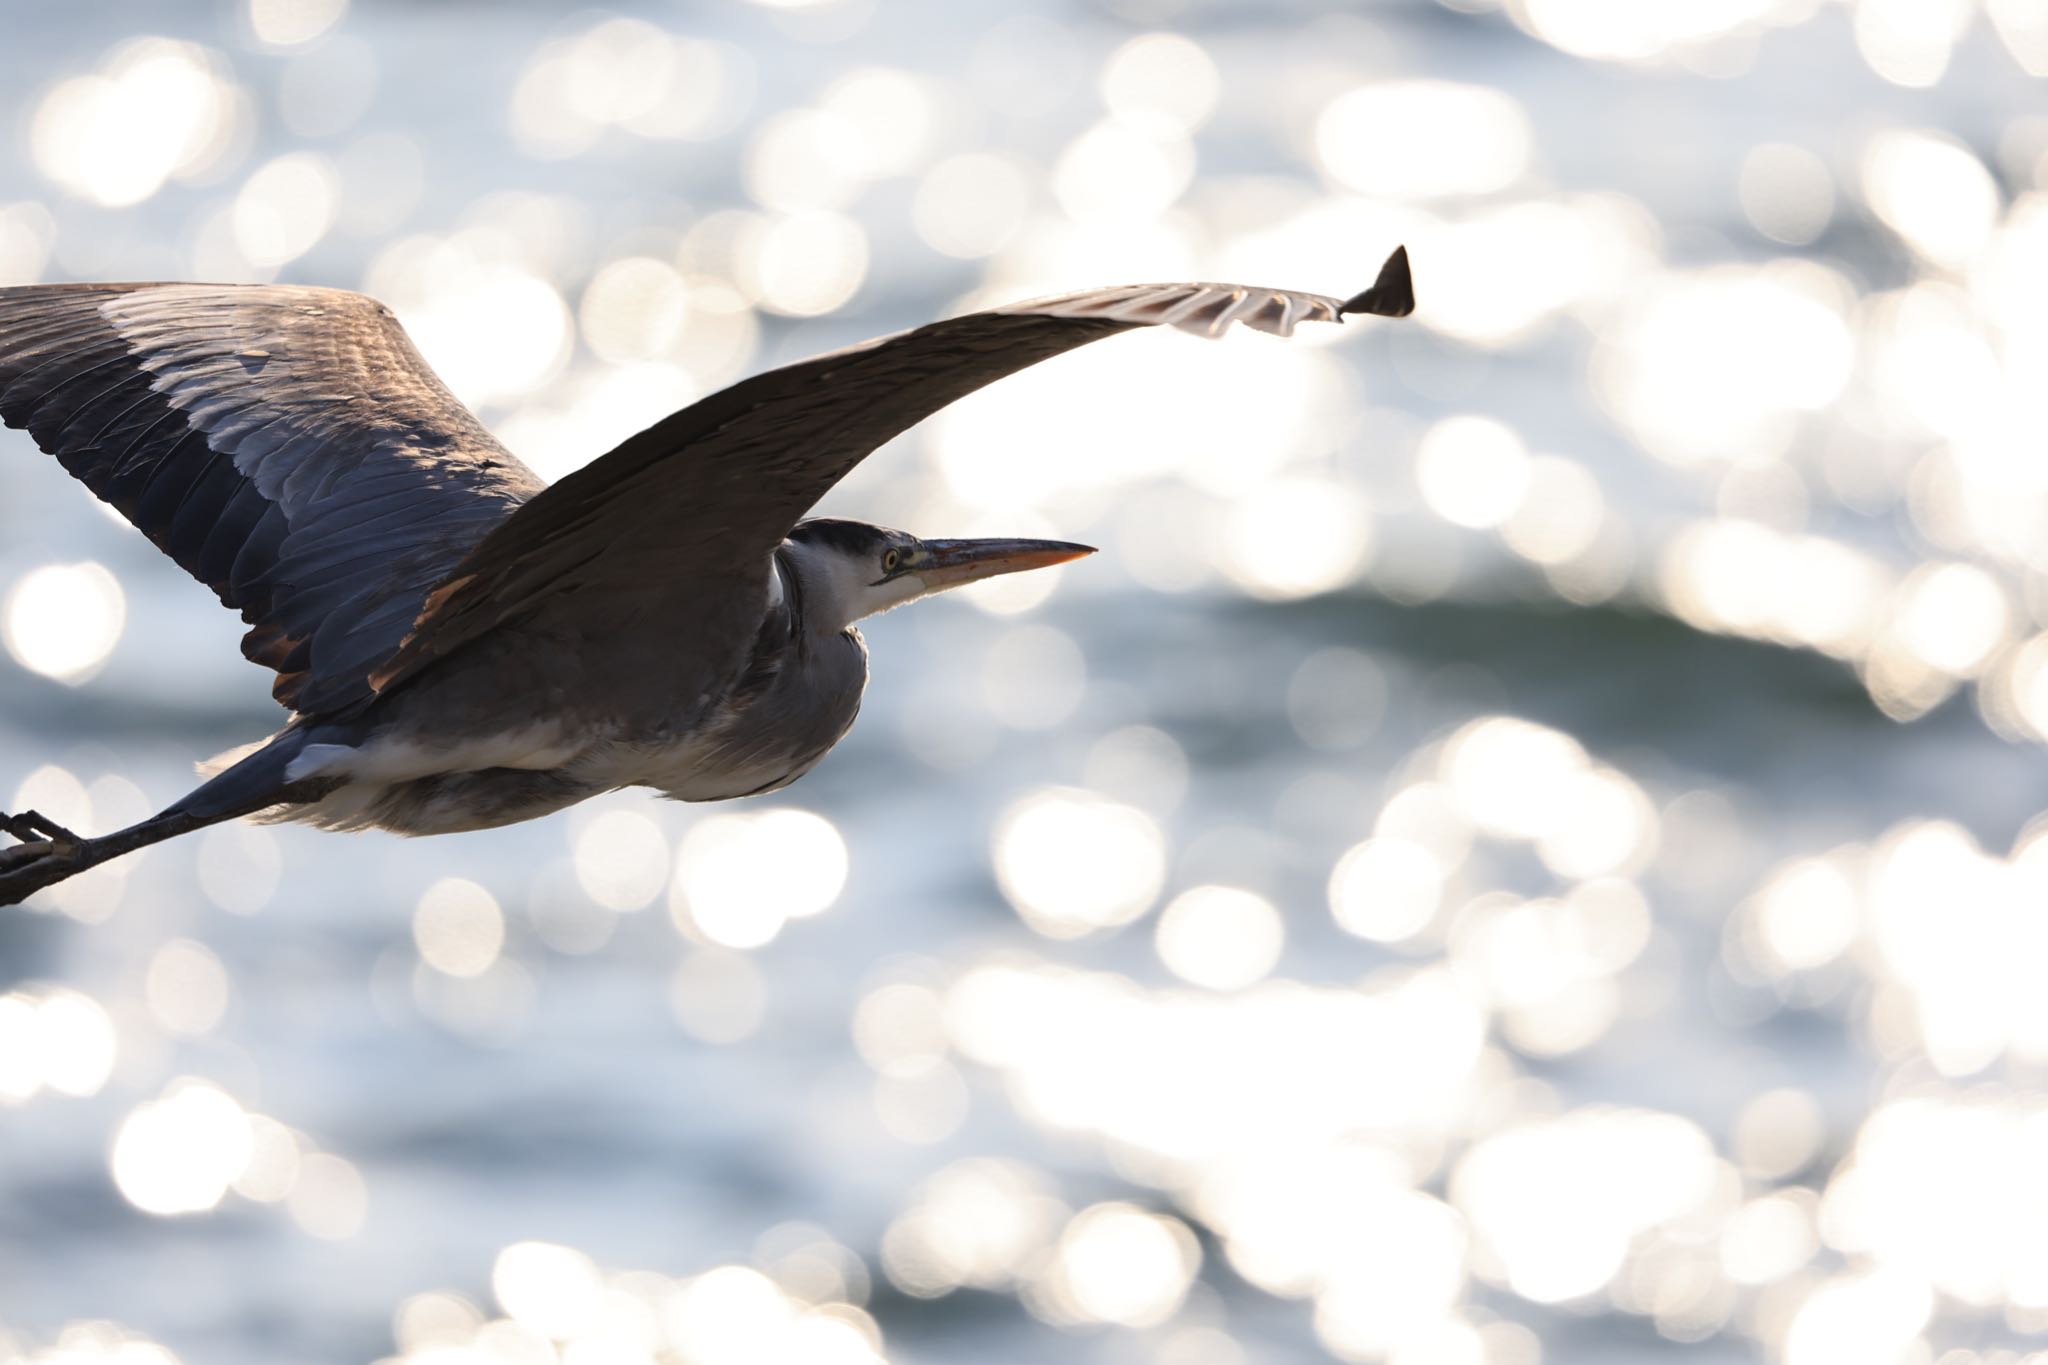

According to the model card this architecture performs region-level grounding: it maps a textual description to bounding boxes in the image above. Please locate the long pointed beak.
[913,537,1096,590]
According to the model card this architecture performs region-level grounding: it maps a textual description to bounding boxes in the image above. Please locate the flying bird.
[0,246,1414,904]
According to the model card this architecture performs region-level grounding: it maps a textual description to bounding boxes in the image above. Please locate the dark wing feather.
[0,282,545,716]
[371,249,1413,705]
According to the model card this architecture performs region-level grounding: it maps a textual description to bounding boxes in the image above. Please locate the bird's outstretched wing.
[0,283,543,716]
[372,248,1414,703]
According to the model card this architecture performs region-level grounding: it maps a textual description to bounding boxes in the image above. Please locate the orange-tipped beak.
[911,537,1096,590]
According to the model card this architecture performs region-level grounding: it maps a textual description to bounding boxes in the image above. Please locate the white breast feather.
[284,724,583,784]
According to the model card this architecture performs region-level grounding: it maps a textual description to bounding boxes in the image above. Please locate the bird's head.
[785,518,1094,630]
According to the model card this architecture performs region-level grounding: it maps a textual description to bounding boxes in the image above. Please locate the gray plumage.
[0,246,1414,903]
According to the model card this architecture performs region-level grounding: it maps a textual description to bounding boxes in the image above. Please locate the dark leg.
[0,788,328,906]
[1,730,336,907]
[2,805,211,905]
[0,780,344,907]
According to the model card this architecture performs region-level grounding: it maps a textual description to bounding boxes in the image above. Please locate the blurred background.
[2,0,2047,1361]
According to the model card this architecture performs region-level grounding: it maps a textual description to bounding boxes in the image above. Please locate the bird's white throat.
[779,538,929,632]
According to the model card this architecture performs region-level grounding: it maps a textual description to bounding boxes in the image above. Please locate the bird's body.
[276,534,873,833]
[0,248,1414,903]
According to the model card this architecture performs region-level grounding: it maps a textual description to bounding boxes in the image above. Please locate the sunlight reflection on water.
[4,1,2048,1363]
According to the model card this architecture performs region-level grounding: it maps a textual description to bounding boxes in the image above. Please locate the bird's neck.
[776,538,881,637]
[774,542,856,643]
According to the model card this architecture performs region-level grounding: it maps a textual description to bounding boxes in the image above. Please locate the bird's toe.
[0,844,71,907]
[0,813,88,908]
[1,809,79,848]
[0,839,55,871]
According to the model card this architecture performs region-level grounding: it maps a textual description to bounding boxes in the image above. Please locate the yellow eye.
[883,549,901,573]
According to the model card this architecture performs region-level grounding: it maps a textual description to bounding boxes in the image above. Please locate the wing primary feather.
[129,430,217,528]
[18,352,136,432]
[166,451,252,562]
[1340,245,1415,318]
[229,505,289,601]
[1203,289,1262,338]
[71,379,166,449]
[193,480,273,588]
[1168,290,1237,337]
[107,400,192,470]
[0,323,123,394]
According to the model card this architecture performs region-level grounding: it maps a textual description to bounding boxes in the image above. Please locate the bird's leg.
[0,779,330,908]
[2,805,182,903]
[1,805,225,906]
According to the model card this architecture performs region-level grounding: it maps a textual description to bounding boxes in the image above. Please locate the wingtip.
[1339,245,1415,319]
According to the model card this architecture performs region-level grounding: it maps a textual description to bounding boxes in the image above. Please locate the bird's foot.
[2,809,80,849]
[0,811,85,906]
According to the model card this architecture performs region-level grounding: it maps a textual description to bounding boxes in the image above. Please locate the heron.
[0,246,1414,905]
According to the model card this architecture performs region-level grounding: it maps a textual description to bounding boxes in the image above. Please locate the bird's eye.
[882,549,901,573]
